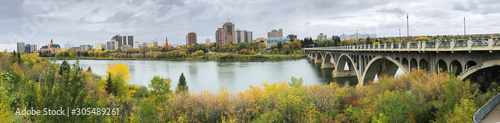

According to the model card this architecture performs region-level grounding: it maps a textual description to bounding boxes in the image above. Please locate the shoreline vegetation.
[47,53,306,61]
[43,41,307,61]
[2,50,500,122]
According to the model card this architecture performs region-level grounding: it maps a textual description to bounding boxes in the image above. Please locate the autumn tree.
[176,73,188,93]
[105,63,131,100]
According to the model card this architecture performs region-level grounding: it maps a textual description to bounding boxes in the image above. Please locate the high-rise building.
[206,38,210,45]
[268,29,283,38]
[29,44,37,52]
[79,45,93,51]
[106,41,115,50]
[24,44,30,53]
[235,29,253,43]
[164,36,169,47]
[216,28,227,46]
[95,43,106,50]
[112,35,134,48]
[223,22,236,44]
[287,34,298,41]
[317,33,327,41]
[17,42,25,53]
[186,32,197,45]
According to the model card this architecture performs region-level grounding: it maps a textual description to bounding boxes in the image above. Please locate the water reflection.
[55,59,347,93]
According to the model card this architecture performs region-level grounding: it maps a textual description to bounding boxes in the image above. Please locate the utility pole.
[356,29,359,44]
[464,17,466,36]
[407,14,409,43]
[399,28,401,41]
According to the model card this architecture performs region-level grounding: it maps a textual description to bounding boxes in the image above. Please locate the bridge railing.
[440,41,450,48]
[492,38,500,46]
[304,37,500,51]
[455,40,467,47]
[473,92,500,123]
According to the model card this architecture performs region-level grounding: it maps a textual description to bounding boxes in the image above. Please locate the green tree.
[149,76,173,103]
[176,73,188,93]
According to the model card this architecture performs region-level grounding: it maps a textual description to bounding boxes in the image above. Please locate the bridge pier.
[332,70,357,78]
[314,58,323,63]
[321,62,335,69]
[309,56,315,60]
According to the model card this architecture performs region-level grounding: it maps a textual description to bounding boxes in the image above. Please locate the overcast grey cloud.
[1,0,500,51]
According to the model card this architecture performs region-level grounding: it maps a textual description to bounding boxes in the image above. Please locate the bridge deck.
[480,102,500,123]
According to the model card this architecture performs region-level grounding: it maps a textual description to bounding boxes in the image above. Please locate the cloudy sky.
[1,0,499,51]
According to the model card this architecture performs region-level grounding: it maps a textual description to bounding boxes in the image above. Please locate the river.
[55,59,357,93]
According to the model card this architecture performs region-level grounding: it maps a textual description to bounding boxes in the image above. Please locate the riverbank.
[47,53,306,61]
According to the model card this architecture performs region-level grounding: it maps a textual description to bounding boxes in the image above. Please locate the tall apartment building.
[223,22,236,44]
[268,29,283,38]
[111,35,134,48]
[17,42,25,53]
[235,29,253,43]
[106,41,117,51]
[317,33,327,41]
[29,44,37,52]
[216,28,227,46]
[186,32,197,45]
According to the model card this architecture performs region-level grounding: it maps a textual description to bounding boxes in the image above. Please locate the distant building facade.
[112,35,135,49]
[206,38,210,45]
[29,44,37,53]
[223,22,236,44]
[265,37,291,48]
[317,33,327,41]
[186,32,197,45]
[339,33,377,41]
[268,29,283,38]
[95,43,106,50]
[235,29,253,43]
[40,39,61,54]
[24,44,30,53]
[79,45,93,51]
[17,42,25,53]
[106,41,115,50]
[216,28,228,46]
[287,34,298,41]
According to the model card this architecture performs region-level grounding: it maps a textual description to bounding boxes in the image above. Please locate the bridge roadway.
[304,38,500,88]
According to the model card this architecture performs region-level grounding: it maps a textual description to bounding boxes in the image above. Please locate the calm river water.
[55,59,357,93]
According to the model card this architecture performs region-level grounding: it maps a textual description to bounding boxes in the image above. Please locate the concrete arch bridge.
[305,38,500,90]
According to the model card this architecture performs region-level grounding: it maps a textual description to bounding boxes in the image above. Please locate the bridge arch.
[323,52,335,64]
[419,59,429,70]
[460,60,500,92]
[437,59,447,72]
[410,58,418,71]
[360,56,408,86]
[402,58,409,68]
[333,54,360,80]
[450,60,463,76]
[314,52,323,63]
[465,60,477,70]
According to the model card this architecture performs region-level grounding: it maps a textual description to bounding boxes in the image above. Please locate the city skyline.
[1,0,500,51]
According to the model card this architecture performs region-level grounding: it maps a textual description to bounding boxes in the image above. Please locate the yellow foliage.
[105,63,131,82]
